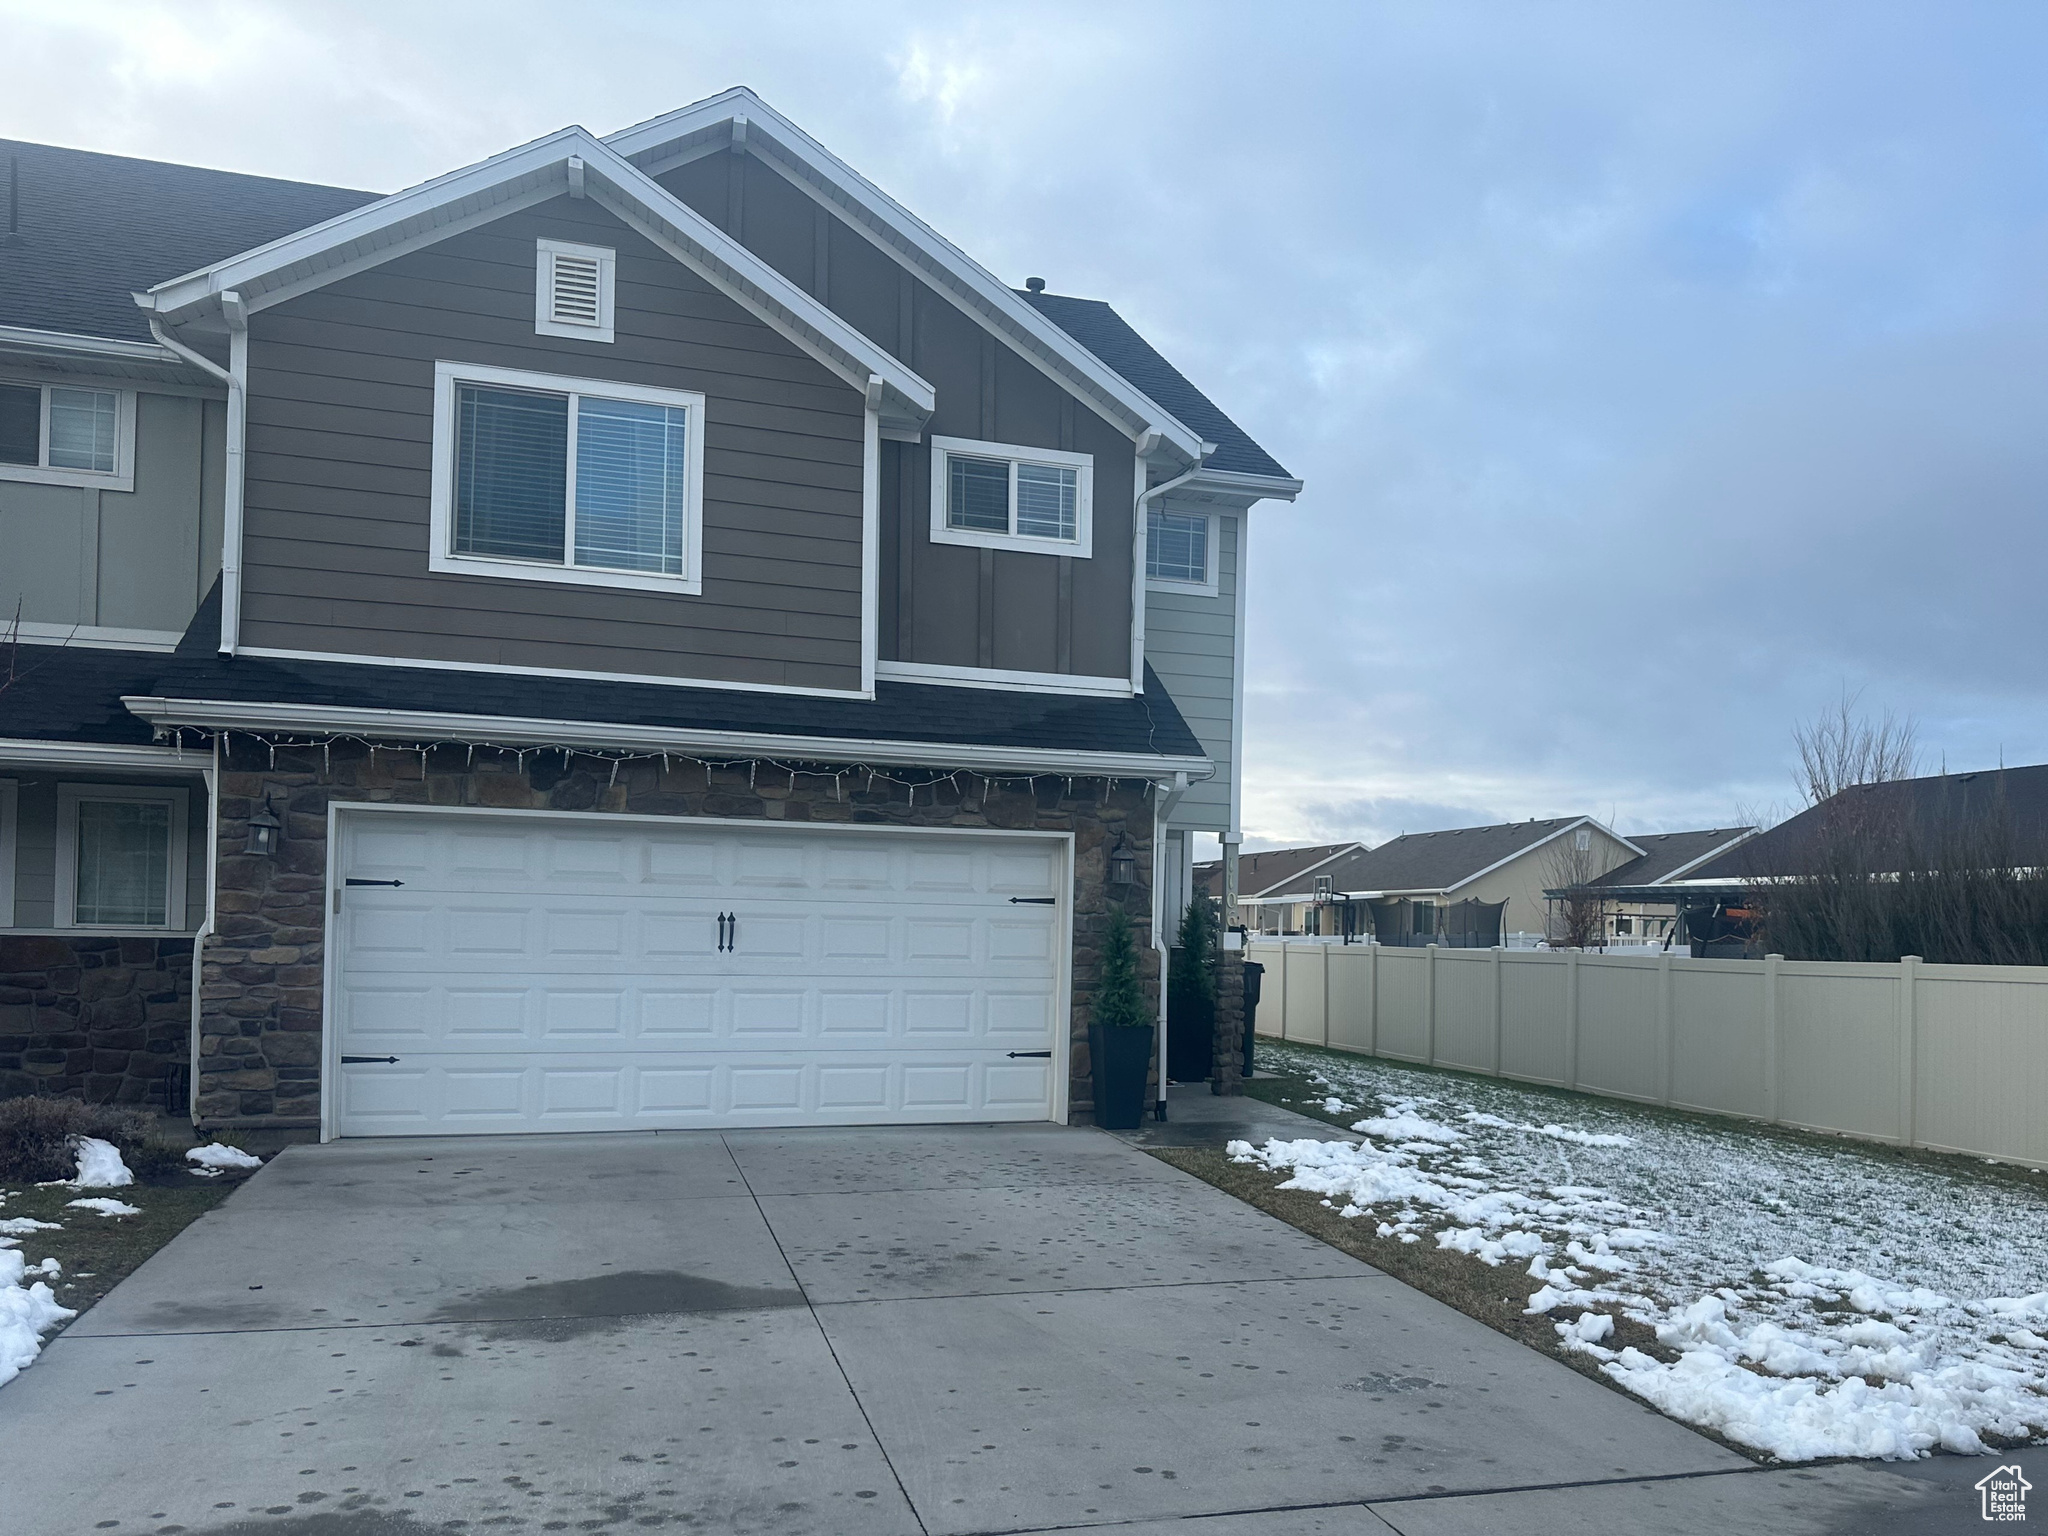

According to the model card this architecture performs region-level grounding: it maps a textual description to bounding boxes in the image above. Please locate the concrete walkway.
[0,1122,2010,1534]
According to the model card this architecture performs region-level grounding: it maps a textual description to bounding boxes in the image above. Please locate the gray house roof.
[1019,291,1292,480]
[1258,818,1609,899]
[0,139,378,343]
[1589,827,1757,888]
[1687,765,2048,881]
[1220,843,1367,899]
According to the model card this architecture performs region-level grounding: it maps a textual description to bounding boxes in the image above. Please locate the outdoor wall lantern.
[245,796,282,857]
[1106,834,1136,892]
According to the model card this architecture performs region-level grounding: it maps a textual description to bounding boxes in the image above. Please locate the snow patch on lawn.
[0,1246,75,1389]
[186,1144,261,1172]
[39,1138,134,1190]
[0,1218,63,1238]
[65,1198,141,1218]
[1230,1043,2048,1462]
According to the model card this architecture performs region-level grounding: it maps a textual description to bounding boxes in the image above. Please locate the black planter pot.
[1089,1023,1155,1130]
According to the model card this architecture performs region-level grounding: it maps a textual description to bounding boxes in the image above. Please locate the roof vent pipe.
[1024,277,1045,293]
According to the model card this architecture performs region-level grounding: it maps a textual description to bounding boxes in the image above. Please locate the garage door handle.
[1009,897,1055,905]
[341,1055,401,1065]
[1006,1050,1052,1058]
[717,912,736,952]
[344,878,405,887]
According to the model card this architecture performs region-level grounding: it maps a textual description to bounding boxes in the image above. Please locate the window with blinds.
[1146,508,1211,585]
[535,240,615,342]
[928,435,1094,557]
[0,380,129,486]
[432,362,703,593]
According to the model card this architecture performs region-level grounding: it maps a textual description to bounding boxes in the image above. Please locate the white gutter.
[120,696,1212,781]
[144,295,247,654]
[0,738,211,771]
[0,323,187,364]
[1130,438,1212,691]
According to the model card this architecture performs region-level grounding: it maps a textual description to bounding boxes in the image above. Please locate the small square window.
[1146,509,1212,586]
[929,436,1093,556]
[56,785,187,931]
[0,380,132,488]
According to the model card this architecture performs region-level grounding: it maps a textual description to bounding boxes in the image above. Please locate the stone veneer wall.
[1210,948,1245,1095]
[0,936,194,1103]
[201,738,1157,1129]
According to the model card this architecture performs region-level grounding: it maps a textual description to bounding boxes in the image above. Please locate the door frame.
[320,799,1077,1142]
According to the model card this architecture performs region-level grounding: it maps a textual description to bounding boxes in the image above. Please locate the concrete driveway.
[0,1120,1995,1535]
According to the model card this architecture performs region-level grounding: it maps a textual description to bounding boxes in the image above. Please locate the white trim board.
[233,645,869,700]
[0,738,212,772]
[874,660,1133,699]
[607,90,1207,465]
[121,695,1211,781]
[318,799,1077,1141]
[8,623,184,652]
[138,126,935,429]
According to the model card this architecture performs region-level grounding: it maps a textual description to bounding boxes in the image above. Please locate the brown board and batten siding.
[236,196,868,691]
[655,153,1138,683]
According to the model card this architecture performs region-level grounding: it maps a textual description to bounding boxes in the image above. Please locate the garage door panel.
[336,815,1066,1134]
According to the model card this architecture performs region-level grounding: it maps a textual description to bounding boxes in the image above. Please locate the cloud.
[3,0,2043,848]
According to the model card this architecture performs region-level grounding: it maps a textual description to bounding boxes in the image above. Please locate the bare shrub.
[0,1097,179,1183]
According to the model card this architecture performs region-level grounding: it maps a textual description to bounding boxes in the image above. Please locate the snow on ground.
[64,1197,141,1218]
[69,1138,133,1189]
[186,1143,261,1173]
[0,1220,74,1390]
[1233,1041,2048,1463]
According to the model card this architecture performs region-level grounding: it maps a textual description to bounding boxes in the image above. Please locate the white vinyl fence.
[1247,941,2047,1166]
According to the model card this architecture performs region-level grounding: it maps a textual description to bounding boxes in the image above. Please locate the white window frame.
[928,435,1093,557]
[0,378,137,492]
[428,360,706,596]
[534,239,617,343]
[0,779,17,928]
[1144,506,1220,597]
[55,783,188,932]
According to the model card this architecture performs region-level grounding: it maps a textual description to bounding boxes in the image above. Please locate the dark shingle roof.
[1234,843,1365,897]
[1019,291,1292,481]
[2,588,1205,763]
[1589,828,1757,888]
[1264,819,1592,897]
[0,139,379,343]
[1688,767,2048,881]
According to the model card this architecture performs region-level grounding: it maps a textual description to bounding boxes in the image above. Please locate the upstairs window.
[929,435,1093,557]
[1146,508,1217,593]
[429,361,704,595]
[0,380,134,490]
[535,239,616,343]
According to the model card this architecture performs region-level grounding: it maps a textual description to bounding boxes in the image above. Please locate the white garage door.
[330,811,1065,1136]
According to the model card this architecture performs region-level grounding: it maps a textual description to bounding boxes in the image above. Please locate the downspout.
[1151,770,1191,1121]
[145,291,247,653]
[186,733,220,1126]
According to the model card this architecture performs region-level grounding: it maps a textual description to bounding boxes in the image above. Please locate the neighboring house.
[1576,827,1757,944]
[1195,841,1364,930]
[0,88,1300,1134]
[1240,818,1641,942]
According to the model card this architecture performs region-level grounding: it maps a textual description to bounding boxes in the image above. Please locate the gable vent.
[535,240,614,342]
[549,252,602,326]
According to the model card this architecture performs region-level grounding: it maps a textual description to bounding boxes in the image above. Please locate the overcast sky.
[7,1,2045,852]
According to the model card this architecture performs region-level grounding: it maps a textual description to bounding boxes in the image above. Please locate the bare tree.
[1793,689,1919,806]
[1542,826,1608,949]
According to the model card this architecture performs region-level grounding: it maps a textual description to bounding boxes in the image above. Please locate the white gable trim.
[606,90,1209,464]
[1650,828,1761,885]
[1241,843,1366,899]
[136,127,934,427]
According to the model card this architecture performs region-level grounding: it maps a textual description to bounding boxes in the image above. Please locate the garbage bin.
[1241,960,1264,1079]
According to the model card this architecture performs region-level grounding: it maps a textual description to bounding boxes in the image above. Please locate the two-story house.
[0,89,1299,1135]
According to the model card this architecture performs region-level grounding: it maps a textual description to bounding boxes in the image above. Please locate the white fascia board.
[1652,828,1762,884]
[0,324,225,388]
[605,91,1205,462]
[136,127,933,423]
[1440,817,1647,896]
[1184,467,1304,503]
[0,324,184,364]
[0,737,212,772]
[120,697,1211,782]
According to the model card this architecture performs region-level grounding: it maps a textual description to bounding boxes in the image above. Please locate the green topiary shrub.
[1094,904,1149,1030]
